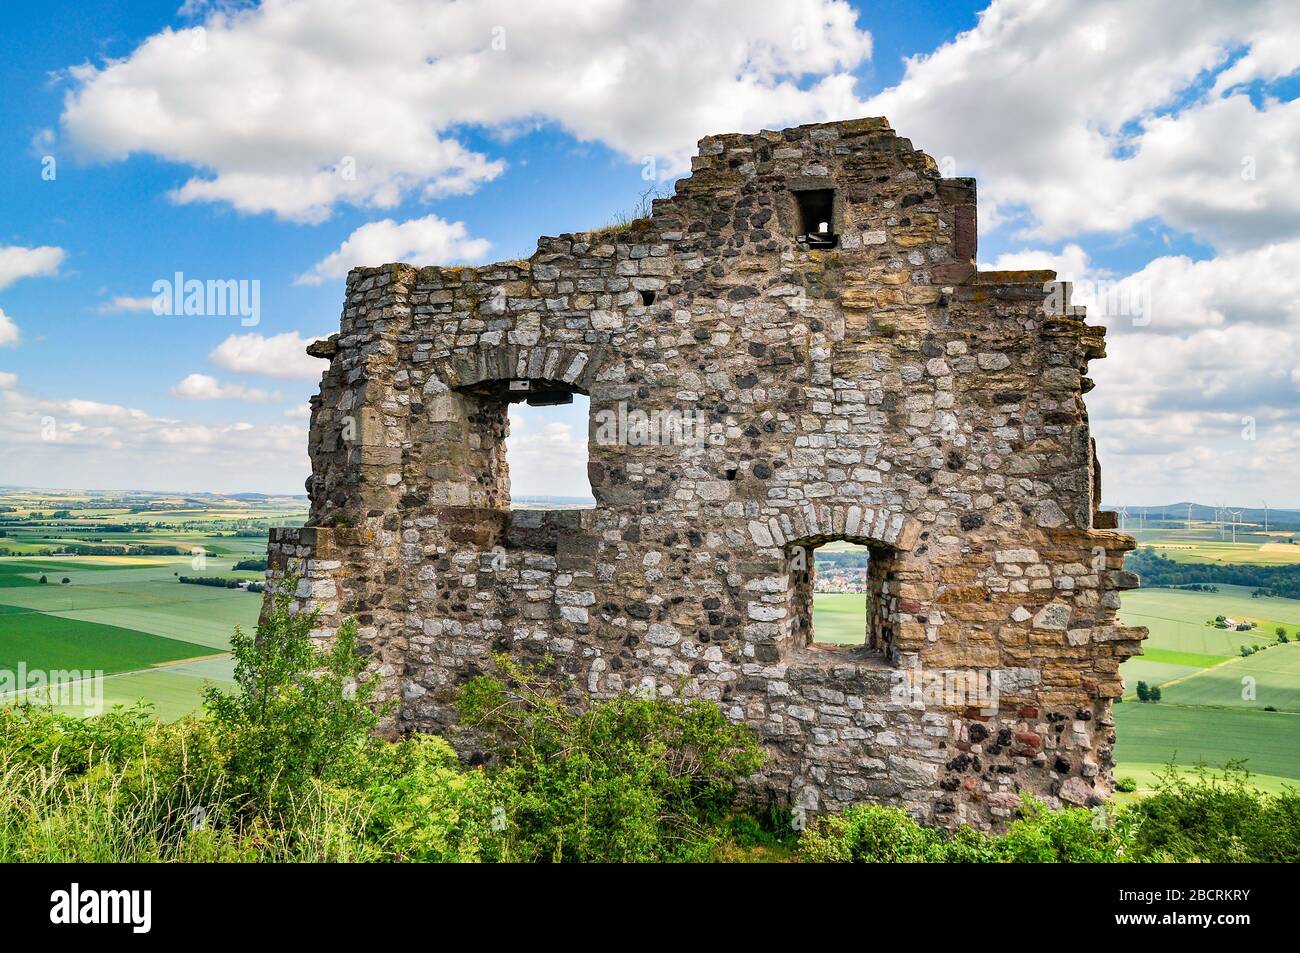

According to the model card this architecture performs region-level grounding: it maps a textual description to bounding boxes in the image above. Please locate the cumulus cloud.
[981,243,1095,282]
[92,295,157,314]
[208,331,325,380]
[171,372,280,402]
[866,0,1300,249]
[0,372,17,389]
[283,403,312,419]
[0,378,307,493]
[0,245,65,289]
[0,309,19,348]
[506,401,592,500]
[296,214,490,285]
[57,0,873,222]
[982,234,1300,503]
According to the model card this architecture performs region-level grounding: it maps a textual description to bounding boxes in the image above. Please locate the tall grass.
[0,746,378,862]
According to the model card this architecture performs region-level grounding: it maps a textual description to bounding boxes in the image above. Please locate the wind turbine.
[1118,504,1129,531]
[1230,509,1243,544]
[1185,502,1194,530]
[1264,502,1269,533]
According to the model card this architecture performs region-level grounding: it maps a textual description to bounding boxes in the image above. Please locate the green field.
[1115,581,1300,788]
[1160,644,1300,711]
[0,611,214,677]
[1113,703,1300,793]
[0,488,298,720]
[0,575,261,650]
[811,591,867,645]
[1124,520,1300,565]
[1118,585,1291,660]
[30,656,238,721]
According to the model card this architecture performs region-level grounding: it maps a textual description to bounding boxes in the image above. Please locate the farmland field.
[0,612,215,676]
[1117,585,1293,660]
[1124,520,1300,565]
[1112,704,1300,794]
[1115,578,1300,790]
[1160,643,1300,711]
[0,488,304,720]
[811,591,867,645]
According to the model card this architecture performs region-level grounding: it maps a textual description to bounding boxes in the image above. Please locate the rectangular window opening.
[506,392,595,510]
[795,189,837,248]
[810,541,869,646]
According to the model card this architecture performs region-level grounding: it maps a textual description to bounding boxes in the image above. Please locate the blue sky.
[1,0,1297,506]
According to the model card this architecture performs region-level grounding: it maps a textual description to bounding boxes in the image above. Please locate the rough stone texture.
[267,117,1147,829]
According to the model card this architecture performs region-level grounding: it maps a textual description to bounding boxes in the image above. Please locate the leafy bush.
[1126,763,1300,863]
[458,655,765,862]
[204,581,381,813]
[359,735,502,862]
[797,797,1130,863]
[797,765,1299,864]
[0,592,763,863]
[997,797,1132,862]
[797,805,948,862]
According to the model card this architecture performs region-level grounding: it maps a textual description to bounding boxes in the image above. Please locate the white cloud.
[1084,240,1300,503]
[0,309,19,347]
[92,295,157,314]
[980,236,1300,503]
[171,372,280,402]
[506,401,591,499]
[58,0,873,222]
[0,379,308,493]
[208,331,325,380]
[981,243,1095,282]
[296,214,490,285]
[0,372,17,389]
[283,403,312,419]
[866,0,1300,250]
[0,245,65,289]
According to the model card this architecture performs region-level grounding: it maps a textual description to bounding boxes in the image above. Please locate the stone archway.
[433,343,606,394]
[749,503,922,553]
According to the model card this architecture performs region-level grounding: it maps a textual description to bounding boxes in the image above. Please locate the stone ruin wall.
[267,117,1148,829]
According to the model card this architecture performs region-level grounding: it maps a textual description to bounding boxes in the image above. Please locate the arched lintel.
[748,504,922,553]
[436,343,605,395]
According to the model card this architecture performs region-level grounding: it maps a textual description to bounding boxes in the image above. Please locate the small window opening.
[810,542,869,646]
[504,389,594,509]
[787,538,896,654]
[724,467,738,481]
[639,289,656,306]
[795,189,837,248]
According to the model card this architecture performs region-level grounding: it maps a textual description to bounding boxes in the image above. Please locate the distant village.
[813,566,870,594]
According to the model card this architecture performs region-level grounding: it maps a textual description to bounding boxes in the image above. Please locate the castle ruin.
[268,117,1147,829]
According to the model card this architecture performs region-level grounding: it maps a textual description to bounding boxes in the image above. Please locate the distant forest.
[1127,547,1300,600]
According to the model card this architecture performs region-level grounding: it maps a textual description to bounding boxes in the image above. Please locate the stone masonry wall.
[267,117,1147,830]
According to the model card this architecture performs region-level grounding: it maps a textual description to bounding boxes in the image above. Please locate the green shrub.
[359,735,502,862]
[1114,776,1138,793]
[458,655,765,862]
[1127,763,1300,862]
[204,579,383,812]
[798,795,1131,863]
[997,797,1130,862]
[797,804,946,862]
[3,590,1297,863]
